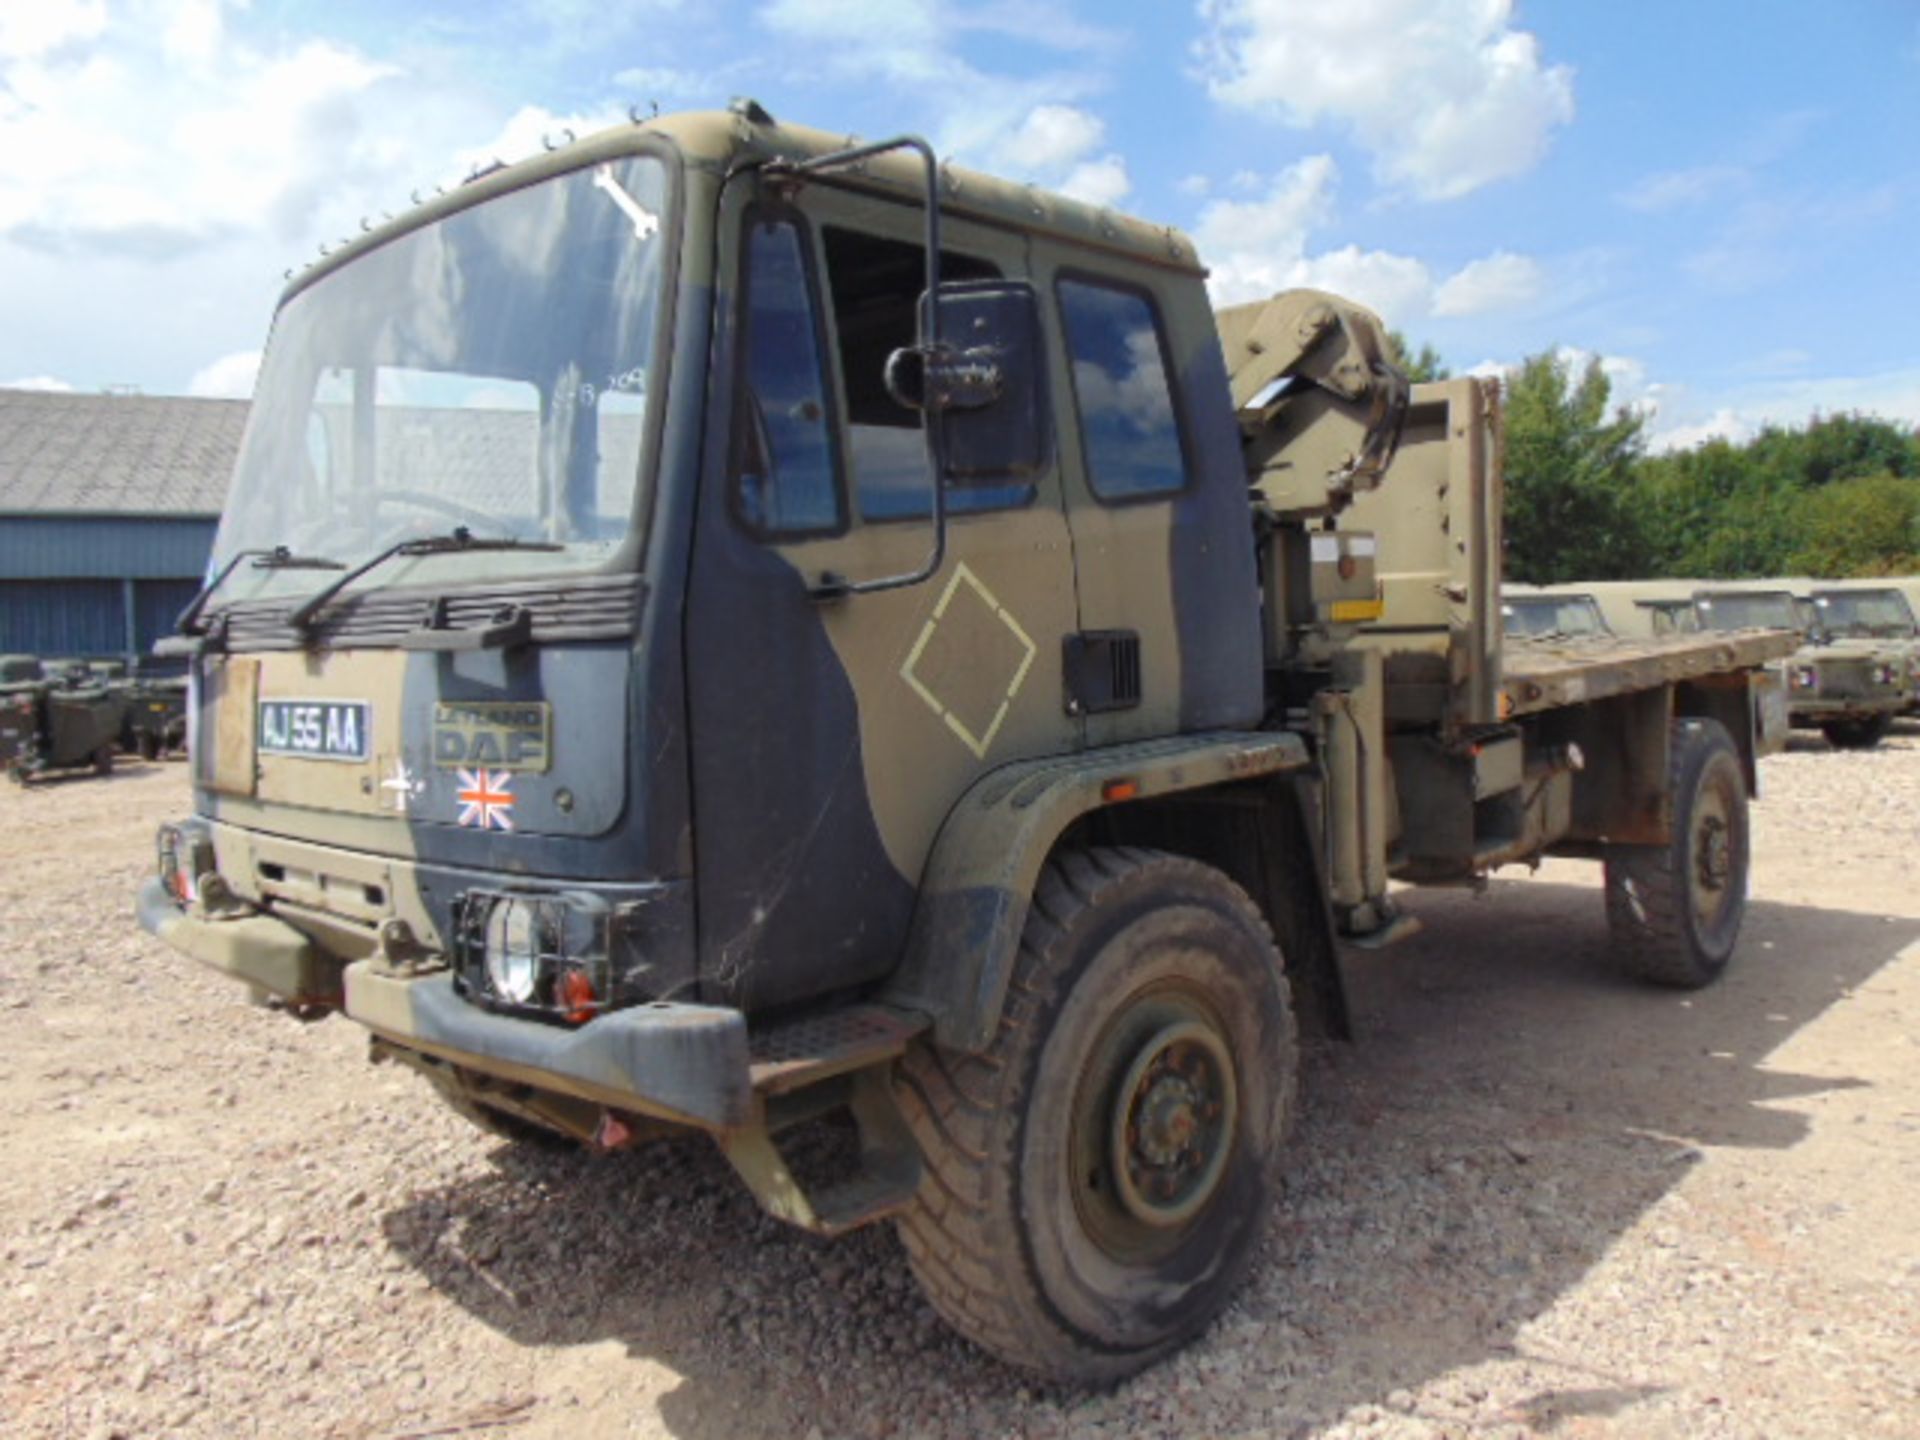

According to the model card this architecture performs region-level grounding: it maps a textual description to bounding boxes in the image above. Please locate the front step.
[719,1064,923,1237]
[747,1004,924,1096]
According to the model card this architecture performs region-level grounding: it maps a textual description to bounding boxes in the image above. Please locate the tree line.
[1384,335,1920,584]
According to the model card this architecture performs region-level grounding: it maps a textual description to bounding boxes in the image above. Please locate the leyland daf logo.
[432,701,551,773]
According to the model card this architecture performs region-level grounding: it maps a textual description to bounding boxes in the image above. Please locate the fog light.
[156,824,204,905]
[484,899,539,1004]
[557,968,598,1024]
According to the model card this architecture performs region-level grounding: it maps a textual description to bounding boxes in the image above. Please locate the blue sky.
[2,0,1916,449]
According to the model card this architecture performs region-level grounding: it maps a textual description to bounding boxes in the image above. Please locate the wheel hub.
[1109,1021,1237,1228]
[1696,815,1730,890]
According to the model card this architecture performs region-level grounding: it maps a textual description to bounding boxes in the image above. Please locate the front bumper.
[1787,693,1905,724]
[137,878,754,1130]
[344,962,751,1129]
[137,876,334,1001]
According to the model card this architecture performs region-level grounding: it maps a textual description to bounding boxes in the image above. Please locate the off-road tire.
[1604,718,1749,988]
[893,847,1296,1385]
[92,743,114,777]
[1820,714,1892,750]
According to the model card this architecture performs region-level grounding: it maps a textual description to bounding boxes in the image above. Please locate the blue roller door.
[0,579,124,657]
[134,578,199,653]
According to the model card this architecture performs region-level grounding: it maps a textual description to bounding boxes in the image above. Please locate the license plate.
[258,699,370,762]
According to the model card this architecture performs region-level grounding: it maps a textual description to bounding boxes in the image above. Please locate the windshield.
[210,157,670,605]
[1695,591,1800,632]
[1642,601,1702,635]
[1503,596,1608,638]
[1813,589,1918,638]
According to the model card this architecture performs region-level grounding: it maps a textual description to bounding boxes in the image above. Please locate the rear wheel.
[1820,714,1892,750]
[893,847,1296,1385]
[1604,719,1748,987]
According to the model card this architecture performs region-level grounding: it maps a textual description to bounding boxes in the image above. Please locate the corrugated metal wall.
[0,515,217,580]
[0,579,124,656]
[0,515,216,658]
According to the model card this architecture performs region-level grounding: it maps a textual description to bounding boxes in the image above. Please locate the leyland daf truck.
[138,103,1796,1383]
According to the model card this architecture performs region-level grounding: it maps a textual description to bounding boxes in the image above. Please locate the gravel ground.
[3,727,1918,1440]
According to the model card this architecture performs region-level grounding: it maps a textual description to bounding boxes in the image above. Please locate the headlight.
[483,898,540,1004]
[457,889,614,1023]
[1793,666,1817,689]
[155,822,213,905]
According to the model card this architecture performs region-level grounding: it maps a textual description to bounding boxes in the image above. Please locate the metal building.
[0,389,244,659]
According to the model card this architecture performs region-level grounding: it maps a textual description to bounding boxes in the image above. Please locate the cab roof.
[285,101,1205,305]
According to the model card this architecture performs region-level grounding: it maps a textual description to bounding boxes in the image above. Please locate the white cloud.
[0,0,105,61]
[1650,367,1920,453]
[761,1,1121,192]
[1432,250,1542,316]
[1060,155,1131,208]
[1650,408,1753,453]
[1176,174,1211,197]
[1192,156,1545,326]
[1616,164,1745,213]
[451,103,630,179]
[1196,0,1574,200]
[1001,103,1104,171]
[988,103,1132,206]
[187,348,261,399]
[3,374,77,392]
[610,64,711,101]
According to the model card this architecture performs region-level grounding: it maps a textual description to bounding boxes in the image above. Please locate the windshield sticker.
[455,768,516,831]
[592,164,658,240]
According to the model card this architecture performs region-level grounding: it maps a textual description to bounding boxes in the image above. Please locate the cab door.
[1029,240,1262,744]
[685,177,1080,1012]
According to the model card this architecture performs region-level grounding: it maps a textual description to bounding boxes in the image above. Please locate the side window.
[1057,277,1186,501]
[733,215,843,537]
[820,226,1034,520]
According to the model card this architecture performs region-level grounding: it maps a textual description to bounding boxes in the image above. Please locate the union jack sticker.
[455,768,515,831]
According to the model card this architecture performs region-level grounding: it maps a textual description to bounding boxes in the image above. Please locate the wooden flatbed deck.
[1499,629,1798,717]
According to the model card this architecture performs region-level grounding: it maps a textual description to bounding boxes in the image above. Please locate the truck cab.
[139,104,1795,1385]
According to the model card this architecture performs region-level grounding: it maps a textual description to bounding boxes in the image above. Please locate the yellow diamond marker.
[899,562,1038,759]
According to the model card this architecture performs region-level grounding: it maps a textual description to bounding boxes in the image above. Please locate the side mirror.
[887,279,1048,480]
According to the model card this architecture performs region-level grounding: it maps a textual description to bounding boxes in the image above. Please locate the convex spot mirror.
[885,279,1049,481]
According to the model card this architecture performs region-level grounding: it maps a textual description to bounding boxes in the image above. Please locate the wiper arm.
[287,526,562,633]
[176,545,345,636]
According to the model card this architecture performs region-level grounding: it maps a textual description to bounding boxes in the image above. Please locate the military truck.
[1808,581,1920,716]
[136,105,1796,1384]
[1523,580,1709,641]
[1500,585,1612,640]
[1696,584,1905,748]
[2,655,129,781]
[112,663,192,759]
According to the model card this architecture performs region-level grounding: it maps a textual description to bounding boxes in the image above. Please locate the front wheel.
[893,847,1296,1385]
[1604,718,1749,987]
[1821,714,1892,750]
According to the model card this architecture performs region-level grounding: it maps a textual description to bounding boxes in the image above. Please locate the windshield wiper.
[287,527,562,634]
[176,546,345,637]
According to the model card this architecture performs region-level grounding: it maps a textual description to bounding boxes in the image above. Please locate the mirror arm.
[771,136,951,601]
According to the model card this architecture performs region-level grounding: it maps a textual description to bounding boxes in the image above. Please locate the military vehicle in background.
[99,661,192,758]
[1575,580,1707,640]
[1500,585,1612,639]
[1695,584,1906,748]
[1,655,129,782]
[137,104,1798,1383]
[1808,581,1920,716]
